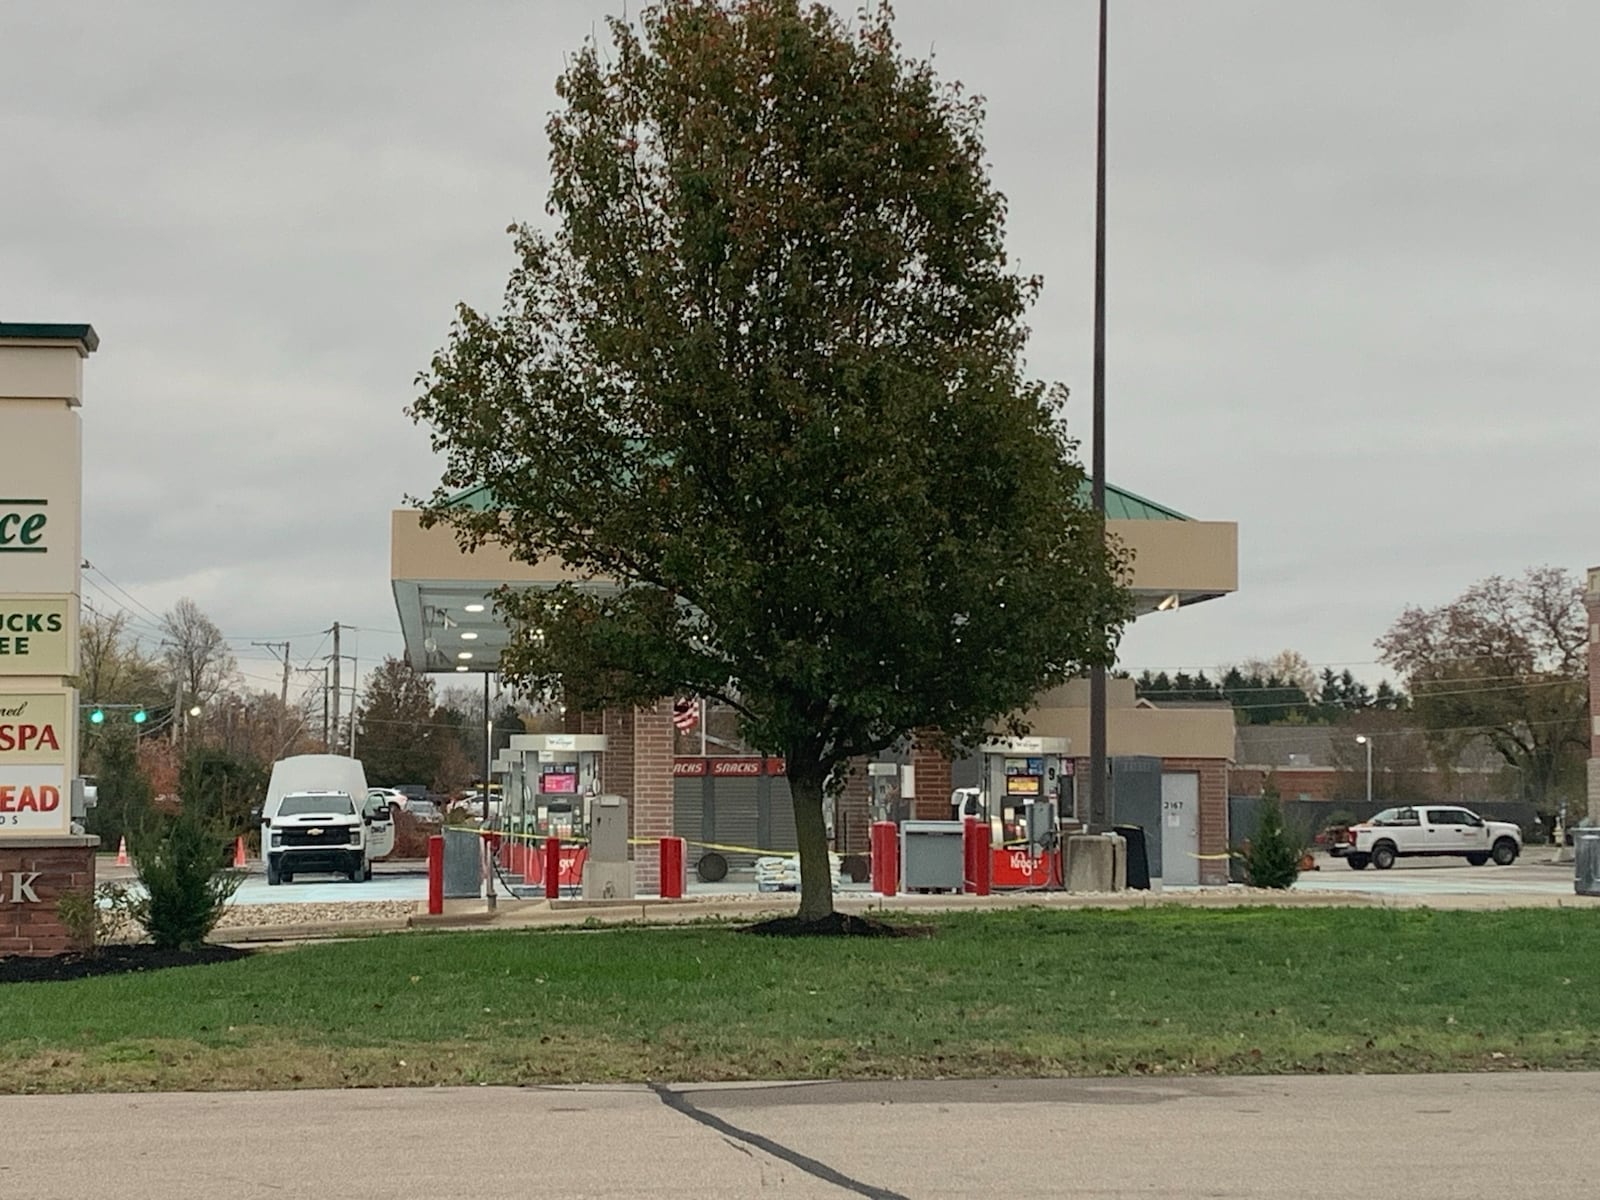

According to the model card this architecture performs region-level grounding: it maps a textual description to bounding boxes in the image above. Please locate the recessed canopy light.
[455,665,470,672]
[460,631,479,641]
[457,652,473,660]
[464,603,486,613]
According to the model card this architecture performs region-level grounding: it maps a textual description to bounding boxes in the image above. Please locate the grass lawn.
[3,906,1600,1093]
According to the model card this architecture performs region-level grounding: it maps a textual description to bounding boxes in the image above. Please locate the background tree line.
[1135,566,1590,819]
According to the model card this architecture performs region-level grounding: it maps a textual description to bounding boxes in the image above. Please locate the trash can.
[1574,827,1600,896]
[1113,824,1151,890]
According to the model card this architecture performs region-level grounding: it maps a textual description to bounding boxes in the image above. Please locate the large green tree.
[1376,566,1587,815]
[411,0,1130,920]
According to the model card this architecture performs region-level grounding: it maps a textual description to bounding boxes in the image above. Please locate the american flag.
[672,697,699,732]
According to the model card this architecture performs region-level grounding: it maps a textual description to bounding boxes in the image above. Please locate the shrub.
[56,882,138,954]
[1241,791,1305,890]
[128,803,244,949]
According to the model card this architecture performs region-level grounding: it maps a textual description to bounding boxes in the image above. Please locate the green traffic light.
[132,708,147,724]
[89,707,105,725]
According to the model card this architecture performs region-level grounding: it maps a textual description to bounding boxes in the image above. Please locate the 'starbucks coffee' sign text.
[0,598,74,676]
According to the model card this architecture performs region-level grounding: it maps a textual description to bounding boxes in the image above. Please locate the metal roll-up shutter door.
[768,777,798,851]
[673,778,703,843]
[711,777,761,871]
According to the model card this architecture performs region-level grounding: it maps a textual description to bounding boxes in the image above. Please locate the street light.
[1355,735,1373,805]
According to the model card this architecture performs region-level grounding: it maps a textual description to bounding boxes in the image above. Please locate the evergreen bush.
[1241,778,1304,890]
[128,803,244,949]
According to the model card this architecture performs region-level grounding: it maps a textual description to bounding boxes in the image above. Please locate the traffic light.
[132,707,147,724]
[89,707,105,725]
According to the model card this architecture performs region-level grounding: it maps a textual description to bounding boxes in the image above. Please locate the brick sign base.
[0,836,98,957]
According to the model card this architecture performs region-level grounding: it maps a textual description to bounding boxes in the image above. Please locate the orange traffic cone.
[234,837,248,868]
[116,836,129,866]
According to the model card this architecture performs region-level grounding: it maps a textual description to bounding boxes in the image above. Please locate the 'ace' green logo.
[0,500,47,552]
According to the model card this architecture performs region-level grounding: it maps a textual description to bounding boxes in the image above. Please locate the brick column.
[631,698,675,895]
[1587,567,1600,822]
[835,757,870,853]
[601,707,636,802]
[911,734,952,820]
[0,839,97,957]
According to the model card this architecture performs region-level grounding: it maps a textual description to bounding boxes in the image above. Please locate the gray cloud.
[4,0,1595,694]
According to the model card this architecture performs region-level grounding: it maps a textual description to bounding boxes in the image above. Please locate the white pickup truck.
[262,755,395,885]
[1340,805,1521,871]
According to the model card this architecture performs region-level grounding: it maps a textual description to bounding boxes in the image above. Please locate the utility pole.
[330,622,342,756]
[254,641,292,749]
[322,664,331,748]
[1088,0,1110,829]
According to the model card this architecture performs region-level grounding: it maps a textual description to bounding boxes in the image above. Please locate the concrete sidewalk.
[5,1073,1596,1199]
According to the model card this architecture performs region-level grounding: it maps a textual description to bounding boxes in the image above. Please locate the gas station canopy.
[391,482,1237,675]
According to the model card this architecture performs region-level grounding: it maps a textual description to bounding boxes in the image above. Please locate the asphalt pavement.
[4,1073,1597,1199]
[1294,852,1581,898]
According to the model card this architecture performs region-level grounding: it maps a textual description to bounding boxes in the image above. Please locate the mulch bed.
[0,944,255,985]
[741,912,931,938]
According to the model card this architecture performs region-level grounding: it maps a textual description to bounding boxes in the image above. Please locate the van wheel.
[1371,842,1397,870]
[1491,838,1518,866]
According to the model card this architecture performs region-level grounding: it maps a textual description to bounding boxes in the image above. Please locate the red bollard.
[427,835,444,915]
[871,821,898,897]
[659,837,685,899]
[973,821,992,896]
[544,835,562,901]
[960,820,974,895]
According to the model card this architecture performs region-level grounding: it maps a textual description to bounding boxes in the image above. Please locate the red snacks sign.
[673,757,787,777]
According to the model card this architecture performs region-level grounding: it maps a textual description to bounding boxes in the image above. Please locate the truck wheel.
[1346,854,1369,870]
[1371,842,1397,870]
[363,861,374,881]
[347,862,362,882]
[281,871,294,883]
[1491,838,1518,866]
[1466,853,1488,866]
[266,858,281,886]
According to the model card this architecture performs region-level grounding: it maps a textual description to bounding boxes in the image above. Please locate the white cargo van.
[262,755,395,885]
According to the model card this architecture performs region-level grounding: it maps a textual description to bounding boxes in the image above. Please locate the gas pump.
[977,737,1071,886]
[867,762,907,824]
[500,734,600,838]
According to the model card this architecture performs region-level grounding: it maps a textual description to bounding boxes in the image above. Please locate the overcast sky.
[4,1,1596,703]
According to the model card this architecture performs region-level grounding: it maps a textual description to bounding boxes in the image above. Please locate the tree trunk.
[788,762,835,922]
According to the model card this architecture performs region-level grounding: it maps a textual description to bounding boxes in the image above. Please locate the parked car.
[1338,805,1521,870]
[403,797,443,824]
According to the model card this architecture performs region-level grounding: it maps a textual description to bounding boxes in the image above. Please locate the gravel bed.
[216,901,420,929]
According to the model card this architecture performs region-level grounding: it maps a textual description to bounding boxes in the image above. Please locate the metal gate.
[1160,772,1200,887]
[673,770,799,874]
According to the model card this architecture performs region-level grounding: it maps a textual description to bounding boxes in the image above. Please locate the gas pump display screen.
[541,771,578,795]
[1006,775,1041,796]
